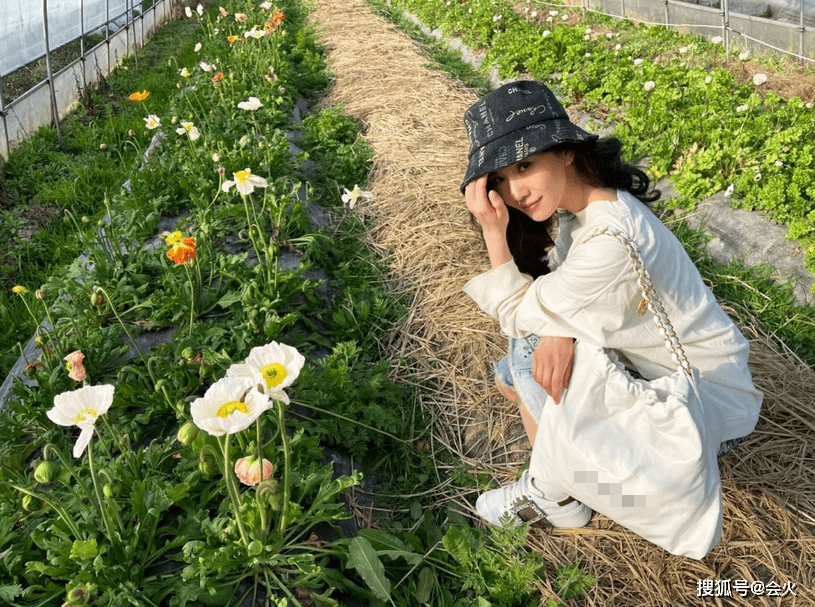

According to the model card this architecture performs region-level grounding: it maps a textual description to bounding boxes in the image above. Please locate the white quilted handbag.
[525,227,723,559]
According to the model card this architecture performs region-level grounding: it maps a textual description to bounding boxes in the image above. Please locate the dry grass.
[309,0,815,604]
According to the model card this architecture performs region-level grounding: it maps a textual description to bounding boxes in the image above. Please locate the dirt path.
[308,0,815,604]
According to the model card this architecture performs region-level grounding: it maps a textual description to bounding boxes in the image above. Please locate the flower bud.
[128,129,135,137]
[212,152,223,163]
[81,216,90,223]
[99,143,107,150]
[268,492,283,511]
[217,167,226,176]
[234,456,273,486]
[177,421,199,445]
[34,460,60,484]
[22,494,37,512]
[181,347,196,361]
[90,291,103,306]
[247,540,263,556]
[171,115,179,124]
[66,587,89,606]
[103,481,122,498]
[199,455,217,476]
[35,289,46,301]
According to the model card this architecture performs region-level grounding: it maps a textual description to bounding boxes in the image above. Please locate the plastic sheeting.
[1,0,137,76]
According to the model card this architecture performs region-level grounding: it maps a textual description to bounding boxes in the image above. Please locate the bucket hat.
[461,80,598,193]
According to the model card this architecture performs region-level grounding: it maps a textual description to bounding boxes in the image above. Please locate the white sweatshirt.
[463,189,762,445]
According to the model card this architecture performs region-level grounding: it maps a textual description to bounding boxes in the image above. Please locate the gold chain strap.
[584,227,694,378]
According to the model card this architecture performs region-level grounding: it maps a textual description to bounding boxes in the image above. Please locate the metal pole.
[722,0,730,63]
[80,0,87,94]
[664,0,669,28]
[620,0,625,19]
[581,0,586,20]
[106,0,111,71]
[42,0,64,147]
[0,69,9,163]
[800,0,806,60]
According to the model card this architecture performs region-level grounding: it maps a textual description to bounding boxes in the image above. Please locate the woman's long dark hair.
[507,137,660,279]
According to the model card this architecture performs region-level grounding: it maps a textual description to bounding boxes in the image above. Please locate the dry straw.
[309,0,815,603]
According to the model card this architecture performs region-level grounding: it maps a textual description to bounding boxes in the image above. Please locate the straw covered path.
[307,0,815,603]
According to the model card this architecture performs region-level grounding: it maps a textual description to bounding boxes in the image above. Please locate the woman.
[461,80,762,554]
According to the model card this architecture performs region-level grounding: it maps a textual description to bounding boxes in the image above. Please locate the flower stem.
[88,440,118,545]
[222,434,251,547]
[255,418,268,544]
[276,398,291,533]
[8,483,82,537]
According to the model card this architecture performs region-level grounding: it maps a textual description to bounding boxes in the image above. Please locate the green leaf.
[0,584,23,602]
[70,539,98,560]
[414,567,434,604]
[375,550,422,566]
[441,527,470,566]
[346,536,392,603]
[356,528,410,553]
[215,290,244,309]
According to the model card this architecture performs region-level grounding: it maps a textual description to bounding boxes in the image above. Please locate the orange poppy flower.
[211,72,224,82]
[166,231,197,265]
[129,90,150,101]
[227,35,239,43]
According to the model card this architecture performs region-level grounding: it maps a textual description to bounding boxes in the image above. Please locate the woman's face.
[486,150,575,222]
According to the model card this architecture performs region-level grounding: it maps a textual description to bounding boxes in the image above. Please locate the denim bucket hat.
[461,81,598,193]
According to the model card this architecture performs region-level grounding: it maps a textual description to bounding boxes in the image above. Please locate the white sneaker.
[476,470,592,528]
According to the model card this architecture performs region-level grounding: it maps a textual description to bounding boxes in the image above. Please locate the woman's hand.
[465,175,512,268]
[465,175,509,235]
[532,336,574,405]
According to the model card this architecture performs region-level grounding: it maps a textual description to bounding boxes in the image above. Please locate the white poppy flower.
[633,58,644,65]
[185,6,192,18]
[549,10,559,16]
[584,35,591,41]
[492,14,502,21]
[739,50,750,60]
[752,73,767,86]
[245,27,266,38]
[530,11,537,17]
[199,61,213,72]
[179,67,191,78]
[615,43,621,51]
[774,160,783,167]
[542,29,552,38]
[236,341,305,394]
[144,114,161,129]
[222,168,268,195]
[711,36,723,45]
[644,81,655,92]
[237,96,264,111]
[47,385,114,457]
[585,52,591,57]
[753,172,762,181]
[705,76,713,84]
[724,184,734,197]
[176,121,200,140]
[191,375,270,436]
[341,184,372,209]
[260,1,273,8]
[194,42,202,52]
[561,14,568,20]
[736,104,749,112]
[679,46,688,53]
[196,3,203,16]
